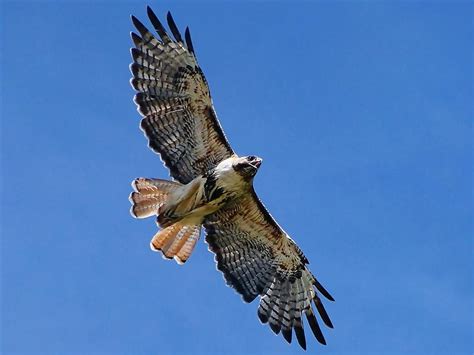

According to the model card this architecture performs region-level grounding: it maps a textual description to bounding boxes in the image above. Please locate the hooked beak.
[254,157,262,168]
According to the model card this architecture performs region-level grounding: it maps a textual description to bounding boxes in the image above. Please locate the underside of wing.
[203,189,334,349]
[130,7,234,184]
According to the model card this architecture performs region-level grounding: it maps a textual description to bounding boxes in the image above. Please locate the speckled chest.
[203,170,245,208]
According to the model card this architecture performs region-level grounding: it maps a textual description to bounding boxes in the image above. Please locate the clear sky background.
[1,1,472,354]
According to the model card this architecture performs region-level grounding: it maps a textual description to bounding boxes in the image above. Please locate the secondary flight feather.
[128,7,334,350]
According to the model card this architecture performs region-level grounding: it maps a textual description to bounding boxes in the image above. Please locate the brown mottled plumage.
[128,7,334,350]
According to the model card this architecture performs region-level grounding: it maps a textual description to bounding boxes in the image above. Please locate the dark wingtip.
[269,321,281,335]
[147,6,170,42]
[257,308,269,324]
[184,26,195,55]
[146,5,156,21]
[306,310,326,345]
[166,11,183,43]
[314,297,334,329]
[131,32,142,47]
[131,15,146,35]
[282,328,292,344]
[130,63,139,77]
[314,278,335,301]
[130,48,141,63]
[146,6,157,22]
[242,293,257,303]
[294,325,307,350]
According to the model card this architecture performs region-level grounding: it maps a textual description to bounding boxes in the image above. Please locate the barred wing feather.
[204,189,334,349]
[130,7,234,184]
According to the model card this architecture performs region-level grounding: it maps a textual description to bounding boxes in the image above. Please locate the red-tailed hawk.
[129,7,334,350]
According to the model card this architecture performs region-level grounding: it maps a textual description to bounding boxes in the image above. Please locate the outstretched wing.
[204,190,334,350]
[130,7,234,184]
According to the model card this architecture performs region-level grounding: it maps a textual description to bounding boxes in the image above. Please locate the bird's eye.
[248,156,256,161]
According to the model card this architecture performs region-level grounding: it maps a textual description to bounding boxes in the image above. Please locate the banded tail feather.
[129,178,180,219]
[150,222,201,264]
[130,177,203,264]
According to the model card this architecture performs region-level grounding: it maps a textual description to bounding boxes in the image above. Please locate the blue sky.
[1,1,472,354]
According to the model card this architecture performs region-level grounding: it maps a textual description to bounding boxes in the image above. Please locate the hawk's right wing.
[204,189,334,349]
[130,7,234,184]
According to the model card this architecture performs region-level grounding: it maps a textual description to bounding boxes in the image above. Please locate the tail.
[130,177,202,264]
[129,178,180,219]
[150,221,201,264]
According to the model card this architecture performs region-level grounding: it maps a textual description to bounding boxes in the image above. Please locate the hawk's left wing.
[204,189,334,350]
[130,8,234,184]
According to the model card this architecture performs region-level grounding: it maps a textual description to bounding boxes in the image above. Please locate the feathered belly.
[190,189,236,218]
[159,176,240,227]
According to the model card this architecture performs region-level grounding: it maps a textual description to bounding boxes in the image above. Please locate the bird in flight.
[129,7,334,350]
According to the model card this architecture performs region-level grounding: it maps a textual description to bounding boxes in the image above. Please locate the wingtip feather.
[269,321,281,335]
[147,6,170,42]
[294,324,307,350]
[184,26,195,55]
[314,296,334,329]
[166,11,183,43]
[131,15,148,37]
[306,310,326,345]
[130,32,142,47]
[282,327,292,344]
[257,311,268,324]
[314,278,335,301]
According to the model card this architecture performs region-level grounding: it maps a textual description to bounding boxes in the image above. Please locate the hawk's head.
[233,155,262,180]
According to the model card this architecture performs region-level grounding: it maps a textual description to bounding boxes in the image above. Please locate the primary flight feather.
[129,7,334,350]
